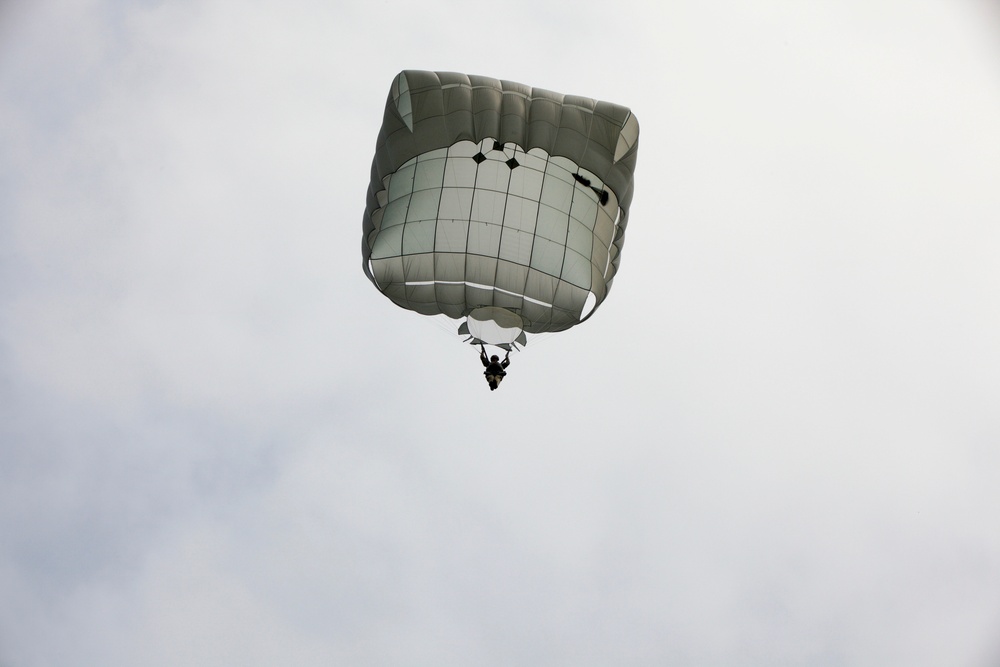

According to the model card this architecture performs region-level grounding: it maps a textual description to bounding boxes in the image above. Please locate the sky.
[2,0,1000,665]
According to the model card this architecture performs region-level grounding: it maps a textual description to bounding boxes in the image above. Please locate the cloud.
[2,1,1000,666]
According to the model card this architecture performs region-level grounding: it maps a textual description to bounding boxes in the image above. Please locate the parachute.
[362,70,639,349]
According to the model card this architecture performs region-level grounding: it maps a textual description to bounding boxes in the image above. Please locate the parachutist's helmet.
[491,355,499,362]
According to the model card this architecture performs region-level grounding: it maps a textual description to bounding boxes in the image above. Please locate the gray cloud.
[2,1,999,666]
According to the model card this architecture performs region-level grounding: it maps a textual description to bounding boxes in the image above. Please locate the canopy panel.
[362,70,639,339]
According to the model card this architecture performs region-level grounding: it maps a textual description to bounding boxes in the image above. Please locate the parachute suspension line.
[430,136,448,300]
[434,314,459,335]
[489,138,509,314]
[520,330,557,353]
[522,147,550,312]
[464,140,484,307]
[414,312,461,339]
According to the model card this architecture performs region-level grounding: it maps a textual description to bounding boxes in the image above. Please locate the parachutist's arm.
[501,352,510,369]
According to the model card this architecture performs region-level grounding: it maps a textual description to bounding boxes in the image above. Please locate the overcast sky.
[2,1,1000,665]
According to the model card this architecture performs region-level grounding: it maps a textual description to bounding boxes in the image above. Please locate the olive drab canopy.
[362,70,639,348]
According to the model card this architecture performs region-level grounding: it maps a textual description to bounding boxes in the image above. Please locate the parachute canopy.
[362,70,639,347]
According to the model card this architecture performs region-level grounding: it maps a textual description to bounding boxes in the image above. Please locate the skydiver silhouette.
[479,344,510,391]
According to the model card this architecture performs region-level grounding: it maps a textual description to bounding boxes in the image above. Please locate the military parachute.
[362,70,639,350]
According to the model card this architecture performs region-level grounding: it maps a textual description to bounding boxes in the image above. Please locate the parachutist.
[480,344,510,391]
